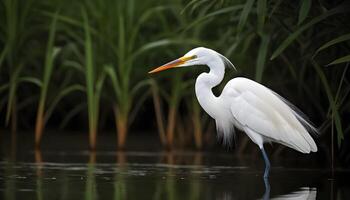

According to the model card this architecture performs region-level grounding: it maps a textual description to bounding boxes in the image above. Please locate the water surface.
[1,150,349,200]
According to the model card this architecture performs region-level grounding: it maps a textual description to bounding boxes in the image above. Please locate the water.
[0,150,349,200]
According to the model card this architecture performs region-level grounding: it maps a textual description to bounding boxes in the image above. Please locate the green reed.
[183,0,350,152]
[0,0,348,154]
[1,0,36,132]
[34,12,58,147]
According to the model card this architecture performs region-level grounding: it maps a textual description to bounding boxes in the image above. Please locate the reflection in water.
[4,160,15,200]
[268,187,316,200]
[152,151,203,200]
[4,134,16,200]
[1,150,349,200]
[261,178,316,200]
[35,150,43,200]
[86,152,97,200]
[165,152,176,200]
[189,152,202,200]
[217,178,316,200]
[153,152,177,200]
[262,178,271,200]
[114,152,127,200]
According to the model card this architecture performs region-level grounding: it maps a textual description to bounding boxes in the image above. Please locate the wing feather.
[225,78,317,153]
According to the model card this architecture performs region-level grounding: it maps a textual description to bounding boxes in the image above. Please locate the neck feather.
[195,57,225,118]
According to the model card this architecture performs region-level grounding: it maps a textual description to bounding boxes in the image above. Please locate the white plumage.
[225,78,317,153]
[149,47,318,177]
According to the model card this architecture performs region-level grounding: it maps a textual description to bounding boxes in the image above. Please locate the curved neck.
[195,58,225,118]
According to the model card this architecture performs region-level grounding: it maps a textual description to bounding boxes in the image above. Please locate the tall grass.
[81,0,198,149]
[0,0,349,156]
[82,9,102,150]
[34,12,58,147]
[182,0,350,155]
[80,0,141,149]
[32,8,85,148]
[1,0,36,133]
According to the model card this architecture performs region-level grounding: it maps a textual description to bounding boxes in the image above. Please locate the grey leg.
[262,177,270,200]
[260,147,271,178]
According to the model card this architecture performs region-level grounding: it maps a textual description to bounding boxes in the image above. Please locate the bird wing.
[225,78,317,153]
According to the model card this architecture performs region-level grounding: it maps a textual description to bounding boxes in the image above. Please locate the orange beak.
[148,56,194,74]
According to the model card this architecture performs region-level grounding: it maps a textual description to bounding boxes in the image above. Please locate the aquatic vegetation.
[0,0,348,160]
[35,12,58,147]
[0,0,39,133]
[82,9,105,150]
[182,0,350,154]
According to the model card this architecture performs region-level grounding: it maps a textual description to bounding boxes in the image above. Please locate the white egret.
[149,47,317,178]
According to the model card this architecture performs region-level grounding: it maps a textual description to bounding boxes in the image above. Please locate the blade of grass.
[131,79,152,98]
[35,11,59,147]
[237,0,255,35]
[117,14,125,72]
[327,55,350,66]
[150,80,166,145]
[39,10,98,35]
[280,54,297,79]
[298,0,311,25]
[133,39,202,59]
[130,6,171,50]
[83,8,97,150]
[268,0,282,19]
[311,60,343,145]
[44,84,85,123]
[270,4,350,60]
[181,0,201,15]
[189,0,211,15]
[0,45,9,70]
[129,89,150,125]
[241,33,256,53]
[59,103,86,129]
[184,5,244,31]
[255,34,270,82]
[314,33,350,56]
[105,66,121,99]
[62,60,85,73]
[17,96,37,112]
[5,64,22,125]
[93,71,106,130]
[18,77,42,87]
[0,84,9,93]
[334,63,348,104]
[257,0,266,33]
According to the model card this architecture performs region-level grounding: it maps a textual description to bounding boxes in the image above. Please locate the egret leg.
[260,147,271,178]
[262,177,270,200]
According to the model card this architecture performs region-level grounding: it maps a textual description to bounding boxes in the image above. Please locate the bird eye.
[191,55,197,59]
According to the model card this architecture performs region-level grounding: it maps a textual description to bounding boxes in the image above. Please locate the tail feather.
[271,90,319,136]
[270,90,318,153]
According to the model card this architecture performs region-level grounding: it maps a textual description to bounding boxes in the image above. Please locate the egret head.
[148,47,235,74]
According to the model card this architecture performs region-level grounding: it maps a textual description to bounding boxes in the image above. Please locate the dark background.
[0,0,349,167]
